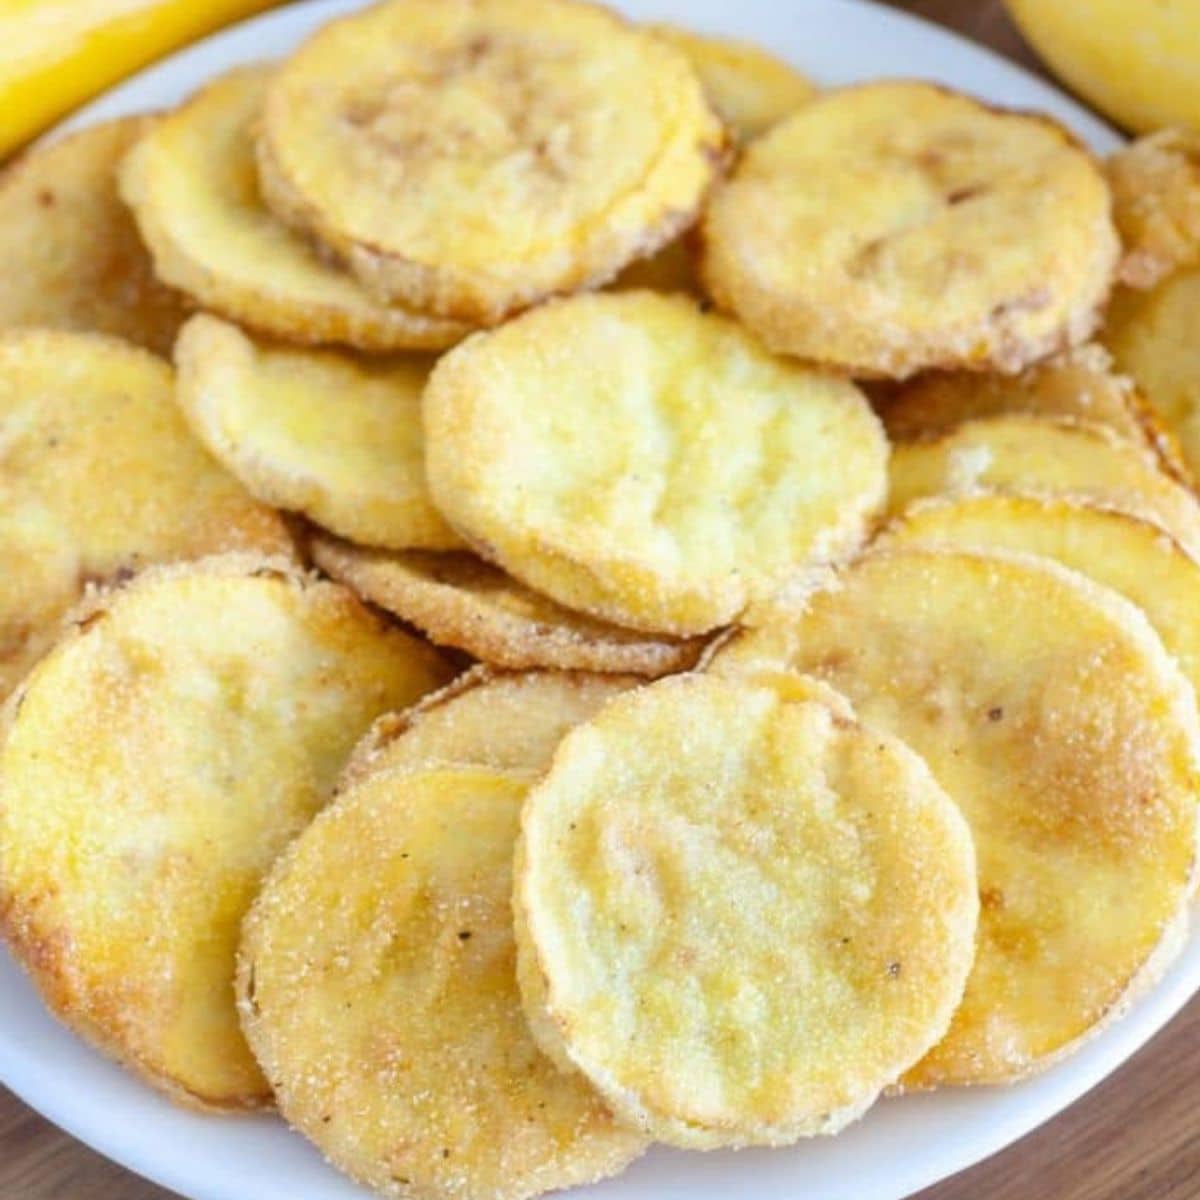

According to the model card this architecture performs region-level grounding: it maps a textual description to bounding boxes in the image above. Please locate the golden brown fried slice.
[878,343,1186,473]
[424,291,887,635]
[514,673,978,1146]
[120,67,470,352]
[881,492,1200,703]
[648,24,815,141]
[258,0,727,322]
[702,82,1118,378]
[311,534,703,677]
[887,414,1200,556]
[0,117,187,355]
[238,766,647,1200]
[0,557,450,1111]
[1108,128,1200,289]
[880,344,1190,483]
[342,666,640,786]
[175,316,460,551]
[1106,267,1200,483]
[0,330,291,703]
[709,548,1200,1086]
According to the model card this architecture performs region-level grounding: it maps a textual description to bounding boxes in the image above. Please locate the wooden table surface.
[3,2,1197,1198]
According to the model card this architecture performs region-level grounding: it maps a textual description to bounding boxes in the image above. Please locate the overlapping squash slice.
[1107,268,1200,484]
[258,0,727,322]
[238,764,648,1200]
[709,548,1200,1087]
[120,67,470,352]
[0,117,187,355]
[175,315,460,551]
[648,24,814,141]
[0,557,450,1110]
[878,343,1186,479]
[424,291,887,635]
[514,672,978,1146]
[311,535,703,677]
[1108,128,1200,289]
[0,330,290,702]
[881,492,1200,701]
[702,81,1118,378]
[887,414,1200,556]
[342,666,640,785]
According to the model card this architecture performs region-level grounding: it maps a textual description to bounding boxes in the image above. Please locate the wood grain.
[1,3,1194,1200]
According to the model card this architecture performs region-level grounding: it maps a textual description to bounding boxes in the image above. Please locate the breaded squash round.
[175,316,460,551]
[424,291,887,635]
[0,330,291,703]
[708,548,1200,1086]
[258,0,727,322]
[887,414,1200,556]
[238,766,647,1200]
[702,82,1119,378]
[342,666,640,785]
[120,68,470,352]
[1106,268,1200,484]
[648,25,815,141]
[513,672,978,1147]
[881,493,1200,703]
[311,534,703,677]
[879,343,1186,478]
[0,117,187,355]
[1108,129,1200,289]
[0,557,451,1110]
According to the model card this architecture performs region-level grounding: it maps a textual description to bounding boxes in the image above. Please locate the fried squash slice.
[0,330,290,703]
[648,24,814,141]
[424,291,887,635]
[1106,267,1200,485]
[258,0,727,322]
[0,557,450,1110]
[176,316,460,551]
[879,343,1187,480]
[881,492,1200,704]
[342,666,640,785]
[1108,128,1200,289]
[120,67,470,352]
[311,535,703,677]
[702,81,1118,378]
[0,117,187,355]
[238,765,647,1200]
[887,414,1200,556]
[708,548,1200,1087]
[514,673,978,1146]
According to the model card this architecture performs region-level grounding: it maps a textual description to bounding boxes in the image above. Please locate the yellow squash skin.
[1005,0,1200,135]
[0,0,285,159]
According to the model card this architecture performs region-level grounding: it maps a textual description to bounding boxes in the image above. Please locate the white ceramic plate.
[3,3,1194,1199]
